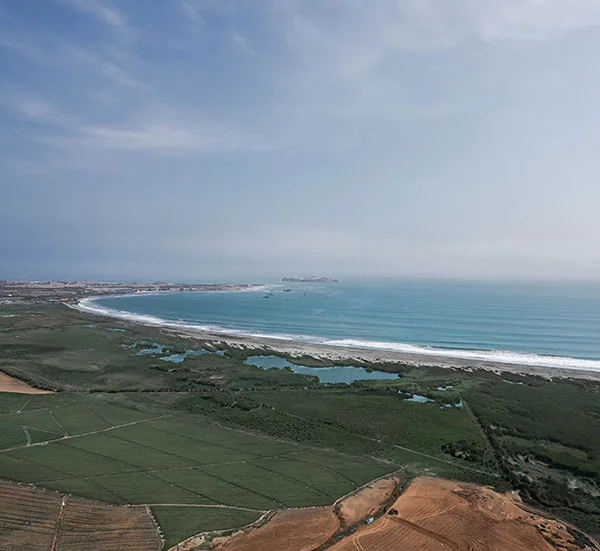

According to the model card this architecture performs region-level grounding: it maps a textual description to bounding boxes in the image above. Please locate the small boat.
[262,295,270,299]
[283,289,293,292]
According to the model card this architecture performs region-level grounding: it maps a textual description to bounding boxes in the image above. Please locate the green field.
[1,303,599,545]
[0,392,392,545]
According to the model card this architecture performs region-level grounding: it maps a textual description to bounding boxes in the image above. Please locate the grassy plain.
[0,303,599,545]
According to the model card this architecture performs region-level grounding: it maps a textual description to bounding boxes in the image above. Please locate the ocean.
[81,280,600,371]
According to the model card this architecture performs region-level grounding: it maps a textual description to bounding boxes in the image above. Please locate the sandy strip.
[159,326,600,381]
[0,371,53,394]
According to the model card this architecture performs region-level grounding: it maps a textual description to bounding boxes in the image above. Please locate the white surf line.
[73,292,600,373]
[0,415,166,453]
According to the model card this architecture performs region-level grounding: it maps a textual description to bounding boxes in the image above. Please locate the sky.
[2,0,600,282]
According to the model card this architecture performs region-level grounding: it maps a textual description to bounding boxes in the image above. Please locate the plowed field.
[329,477,588,551]
[0,480,162,551]
[211,507,339,551]
[209,476,596,551]
[0,372,52,394]
[337,475,398,527]
[210,475,399,551]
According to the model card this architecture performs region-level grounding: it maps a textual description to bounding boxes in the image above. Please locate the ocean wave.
[319,339,600,370]
[74,297,600,372]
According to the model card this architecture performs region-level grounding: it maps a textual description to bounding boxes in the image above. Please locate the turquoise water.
[81,281,600,371]
[244,355,399,384]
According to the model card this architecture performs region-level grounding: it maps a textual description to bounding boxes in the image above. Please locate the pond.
[160,349,226,363]
[399,391,463,408]
[406,393,433,403]
[123,341,226,362]
[244,355,399,384]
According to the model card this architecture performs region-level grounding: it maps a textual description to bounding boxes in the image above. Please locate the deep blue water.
[82,281,600,370]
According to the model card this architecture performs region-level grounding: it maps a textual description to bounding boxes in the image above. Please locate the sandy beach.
[69,299,600,382]
[164,325,600,381]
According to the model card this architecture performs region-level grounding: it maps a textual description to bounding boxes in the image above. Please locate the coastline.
[71,297,600,382]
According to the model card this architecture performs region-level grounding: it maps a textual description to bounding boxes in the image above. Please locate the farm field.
[210,473,401,551]
[0,479,162,551]
[337,475,399,527]
[0,371,52,395]
[0,391,394,546]
[328,477,594,551]
[212,507,339,551]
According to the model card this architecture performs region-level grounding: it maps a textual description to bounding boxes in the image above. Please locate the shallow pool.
[244,355,399,384]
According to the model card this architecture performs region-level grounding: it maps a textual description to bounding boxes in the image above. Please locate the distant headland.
[280,276,339,283]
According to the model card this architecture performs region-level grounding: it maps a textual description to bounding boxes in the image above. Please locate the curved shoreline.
[71,296,600,381]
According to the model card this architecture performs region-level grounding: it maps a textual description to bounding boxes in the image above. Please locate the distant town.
[280,276,339,283]
[0,280,261,304]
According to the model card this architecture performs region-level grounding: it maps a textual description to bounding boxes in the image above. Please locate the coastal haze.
[2,2,600,551]
[2,1,600,281]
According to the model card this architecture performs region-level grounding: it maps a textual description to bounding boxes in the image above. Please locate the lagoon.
[244,355,399,384]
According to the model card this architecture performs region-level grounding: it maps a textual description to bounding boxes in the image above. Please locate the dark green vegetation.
[1,303,599,546]
[152,507,261,549]
[466,377,600,534]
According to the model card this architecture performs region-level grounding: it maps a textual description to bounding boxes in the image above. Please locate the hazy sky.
[2,0,600,282]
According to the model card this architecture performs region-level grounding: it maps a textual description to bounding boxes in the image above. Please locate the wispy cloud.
[62,45,145,89]
[70,121,271,154]
[2,0,600,279]
[25,112,272,158]
[0,31,143,90]
[275,0,600,71]
[10,99,57,122]
[231,33,254,55]
[54,0,126,28]
[180,0,206,26]
[0,35,56,66]
[473,0,600,41]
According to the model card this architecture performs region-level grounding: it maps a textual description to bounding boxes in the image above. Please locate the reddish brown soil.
[337,476,398,527]
[328,477,588,551]
[0,480,162,551]
[211,507,340,551]
[204,476,597,551]
[0,371,52,394]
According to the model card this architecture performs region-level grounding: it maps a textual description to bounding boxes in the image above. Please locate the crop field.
[175,387,501,487]
[0,479,162,551]
[0,392,394,546]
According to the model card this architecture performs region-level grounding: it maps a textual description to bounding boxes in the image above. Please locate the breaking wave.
[74,296,600,372]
